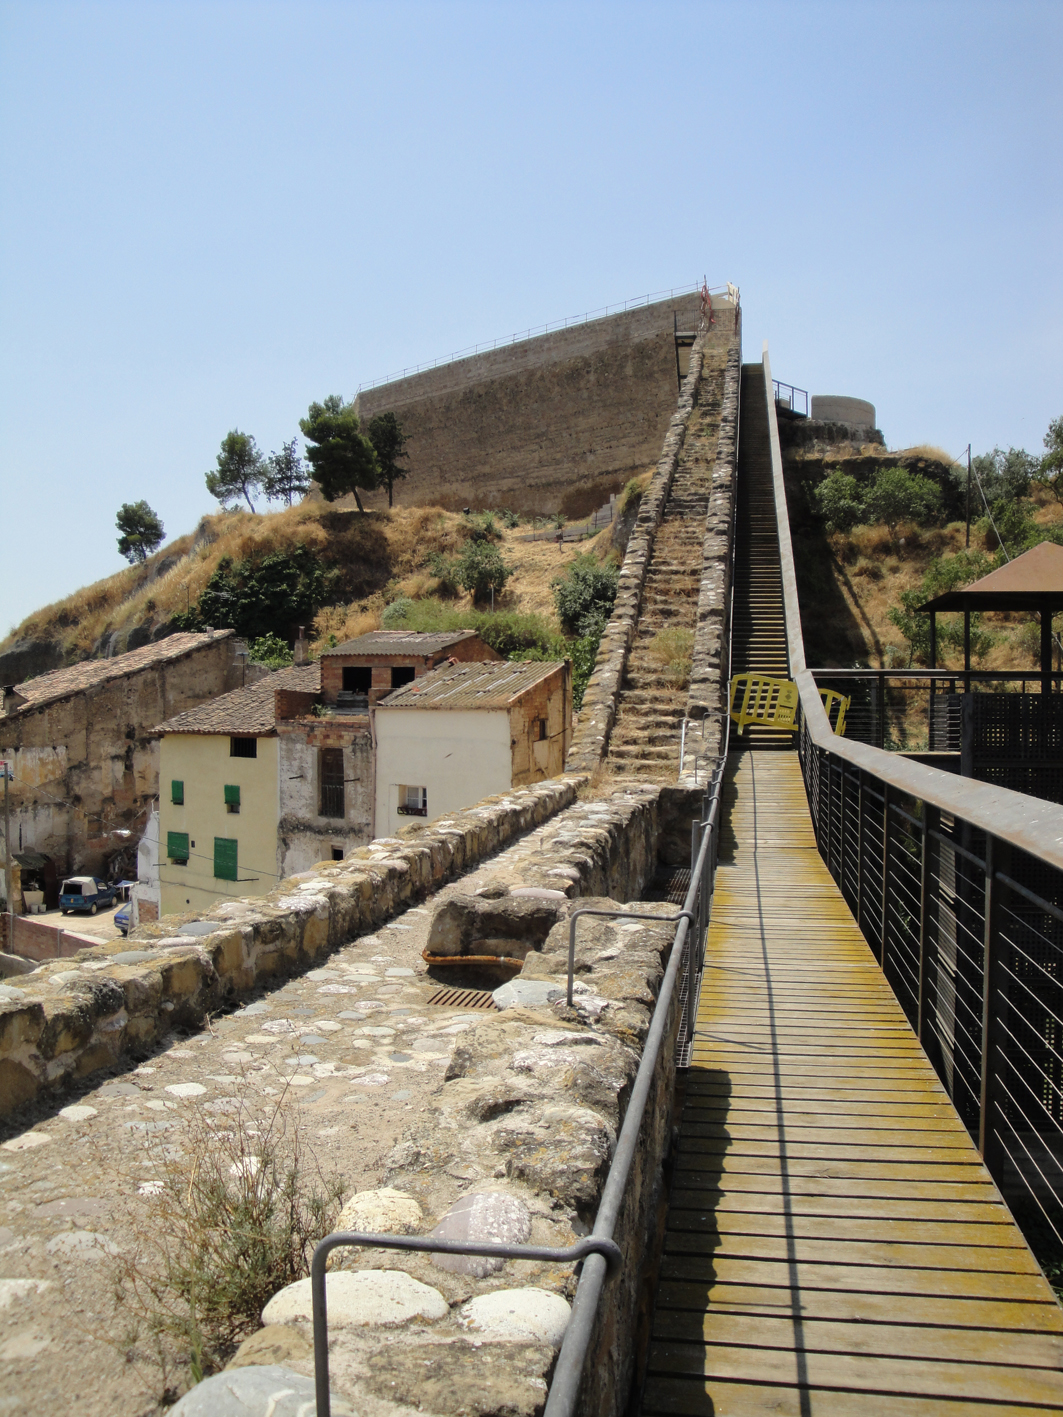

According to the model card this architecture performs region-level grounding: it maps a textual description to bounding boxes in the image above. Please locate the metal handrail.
[355,284,730,394]
[760,343,1063,1261]
[759,343,1063,870]
[772,378,809,416]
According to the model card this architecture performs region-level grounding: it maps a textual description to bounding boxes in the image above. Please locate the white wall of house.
[373,708,511,835]
[132,807,160,925]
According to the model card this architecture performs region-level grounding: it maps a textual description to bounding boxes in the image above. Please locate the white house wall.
[374,709,510,835]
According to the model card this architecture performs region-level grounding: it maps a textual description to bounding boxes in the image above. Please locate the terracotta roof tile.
[157,663,321,736]
[377,659,565,710]
[7,631,236,713]
[322,629,480,657]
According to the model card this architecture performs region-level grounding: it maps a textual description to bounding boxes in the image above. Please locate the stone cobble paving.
[0,896,486,1417]
[0,789,663,1416]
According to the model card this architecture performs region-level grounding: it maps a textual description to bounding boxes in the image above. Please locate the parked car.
[114,900,132,936]
[59,877,117,916]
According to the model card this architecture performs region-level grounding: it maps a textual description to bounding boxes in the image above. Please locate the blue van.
[59,877,116,916]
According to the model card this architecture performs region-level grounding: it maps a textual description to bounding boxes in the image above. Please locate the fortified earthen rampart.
[353,295,736,518]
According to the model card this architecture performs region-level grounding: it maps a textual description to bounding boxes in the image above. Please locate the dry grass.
[820,499,1063,673]
[100,1077,342,1403]
[647,626,694,688]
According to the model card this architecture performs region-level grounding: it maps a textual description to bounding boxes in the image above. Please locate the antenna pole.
[965,444,972,549]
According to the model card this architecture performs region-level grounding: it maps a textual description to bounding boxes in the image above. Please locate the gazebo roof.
[920,541,1063,612]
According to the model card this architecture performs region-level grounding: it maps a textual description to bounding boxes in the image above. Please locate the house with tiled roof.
[374,658,571,835]
[0,629,256,896]
[156,639,572,910]
[156,664,325,914]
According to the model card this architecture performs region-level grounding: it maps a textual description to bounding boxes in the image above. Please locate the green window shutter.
[213,837,238,881]
[167,831,189,861]
[171,780,184,805]
[224,784,240,806]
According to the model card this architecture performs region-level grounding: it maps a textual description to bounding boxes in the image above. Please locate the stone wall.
[0,775,585,1117]
[0,633,249,878]
[276,717,375,876]
[566,336,708,774]
[351,296,737,519]
[682,339,742,777]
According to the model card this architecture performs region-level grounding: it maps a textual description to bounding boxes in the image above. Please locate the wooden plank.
[672,1172,998,1202]
[662,1230,1041,1274]
[668,1209,1029,1249]
[658,1253,1056,1301]
[646,1340,1063,1406]
[653,1280,1063,1330]
[650,1310,1063,1368]
[642,1374,1059,1417]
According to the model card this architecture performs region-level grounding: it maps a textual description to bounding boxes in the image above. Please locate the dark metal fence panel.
[797,731,1063,1251]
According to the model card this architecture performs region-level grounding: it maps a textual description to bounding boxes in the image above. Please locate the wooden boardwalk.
[642,750,1063,1416]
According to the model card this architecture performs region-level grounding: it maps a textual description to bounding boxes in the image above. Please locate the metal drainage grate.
[673,936,701,1069]
[424,986,497,1011]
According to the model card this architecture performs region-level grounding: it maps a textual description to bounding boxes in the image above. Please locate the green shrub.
[457,541,512,602]
[813,470,865,533]
[176,545,329,641]
[381,597,415,627]
[887,551,996,667]
[498,509,521,528]
[618,477,645,516]
[865,466,942,537]
[552,554,619,636]
[247,634,294,669]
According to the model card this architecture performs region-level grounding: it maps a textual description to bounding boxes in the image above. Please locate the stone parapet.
[565,338,708,774]
[681,337,742,778]
[0,776,584,1118]
[235,888,679,1417]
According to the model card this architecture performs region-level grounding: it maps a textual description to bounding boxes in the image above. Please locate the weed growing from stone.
[647,626,694,688]
[105,1080,344,1398]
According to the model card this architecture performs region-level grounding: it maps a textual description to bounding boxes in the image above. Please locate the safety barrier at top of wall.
[761,343,1063,1249]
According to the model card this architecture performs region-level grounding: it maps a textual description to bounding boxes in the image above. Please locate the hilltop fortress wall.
[353,292,738,518]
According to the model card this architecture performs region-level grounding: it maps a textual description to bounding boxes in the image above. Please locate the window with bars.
[397,784,427,817]
[230,737,257,758]
[320,748,345,818]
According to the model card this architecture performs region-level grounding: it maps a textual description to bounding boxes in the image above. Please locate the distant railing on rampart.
[355,282,729,394]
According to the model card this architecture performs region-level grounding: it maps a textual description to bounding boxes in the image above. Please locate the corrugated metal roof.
[156,663,321,735]
[322,629,480,658]
[921,542,1063,610]
[377,659,565,710]
[7,631,236,712]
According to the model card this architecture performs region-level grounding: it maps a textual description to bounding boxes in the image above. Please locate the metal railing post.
[856,773,866,932]
[918,804,940,1047]
[880,783,891,971]
[979,835,1010,1176]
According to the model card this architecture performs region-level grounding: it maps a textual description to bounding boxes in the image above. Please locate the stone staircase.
[729,363,793,749]
[605,361,727,777]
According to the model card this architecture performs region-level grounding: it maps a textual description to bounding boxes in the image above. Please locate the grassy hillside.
[1,498,622,669]
[789,463,1063,672]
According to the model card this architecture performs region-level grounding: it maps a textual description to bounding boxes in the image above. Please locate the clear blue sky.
[1,1,1059,633]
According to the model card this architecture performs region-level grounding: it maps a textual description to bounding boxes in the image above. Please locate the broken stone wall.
[0,635,247,877]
